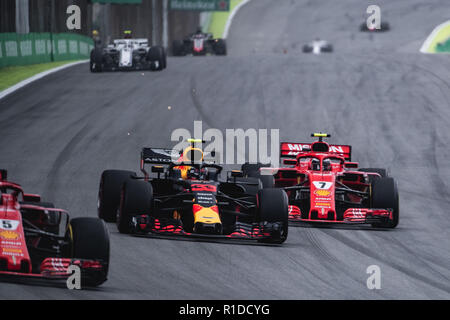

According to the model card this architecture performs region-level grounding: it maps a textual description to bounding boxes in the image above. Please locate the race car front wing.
[131,215,283,241]
[288,205,393,224]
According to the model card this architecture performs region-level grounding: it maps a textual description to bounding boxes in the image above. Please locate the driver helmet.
[123,30,132,39]
[310,158,321,171]
[173,146,204,179]
[323,158,332,171]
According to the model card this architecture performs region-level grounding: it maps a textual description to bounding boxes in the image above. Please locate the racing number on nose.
[2,220,12,229]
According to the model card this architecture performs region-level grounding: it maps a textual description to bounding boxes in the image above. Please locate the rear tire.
[257,189,289,244]
[371,177,399,228]
[117,179,153,234]
[98,170,136,222]
[90,48,103,72]
[213,39,227,55]
[70,217,110,287]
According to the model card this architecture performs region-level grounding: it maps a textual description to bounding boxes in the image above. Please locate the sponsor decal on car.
[314,202,331,208]
[314,189,331,196]
[0,230,20,240]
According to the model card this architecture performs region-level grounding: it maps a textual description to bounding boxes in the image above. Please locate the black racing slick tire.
[213,39,227,55]
[257,189,289,244]
[90,48,103,72]
[371,177,399,228]
[117,179,153,234]
[98,170,136,222]
[70,217,110,287]
[148,46,165,71]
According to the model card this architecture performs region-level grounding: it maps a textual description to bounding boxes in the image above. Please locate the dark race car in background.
[0,170,109,287]
[241,133,399,229]
[172,32,227,56]
[90,38,167,72]
[97,141,288,244]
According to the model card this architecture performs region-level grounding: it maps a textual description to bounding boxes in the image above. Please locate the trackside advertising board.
[170,0,230,11]
[0,33,93,68]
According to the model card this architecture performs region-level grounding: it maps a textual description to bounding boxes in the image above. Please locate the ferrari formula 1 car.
[172,30,227,56]
[241,133,399,228]
[90,31,166,72]
[97,141,288,244]
[0,169,109,287]
[302,39,333,54]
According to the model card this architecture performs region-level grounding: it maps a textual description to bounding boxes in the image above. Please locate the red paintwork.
[266,139,393,225]
[0,175,104,281]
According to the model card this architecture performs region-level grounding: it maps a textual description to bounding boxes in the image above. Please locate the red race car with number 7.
[0,169,110,287]
[242,133,399,228]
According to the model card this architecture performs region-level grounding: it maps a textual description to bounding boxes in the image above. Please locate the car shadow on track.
[108,227,301,248]
[0,275,106,292]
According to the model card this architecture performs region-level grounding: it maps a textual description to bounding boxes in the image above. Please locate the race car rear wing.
[280,142,352,161]
[141,148,180,165]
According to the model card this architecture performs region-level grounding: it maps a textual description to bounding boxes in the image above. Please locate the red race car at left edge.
[0,169,110,287]
[241,133,399,228]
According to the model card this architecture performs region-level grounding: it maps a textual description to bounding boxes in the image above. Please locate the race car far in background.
[98,140,288,244]
[0,170,110,287]
[172,30,227,56]
[90,31,167,72]
[242,133,399,228]
[302,39,333,54]
[360,21,390,32]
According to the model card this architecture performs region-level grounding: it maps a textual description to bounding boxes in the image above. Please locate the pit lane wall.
[0,33,93,68]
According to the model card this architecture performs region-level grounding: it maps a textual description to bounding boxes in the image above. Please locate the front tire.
[70,217,110,287]
[257,189,289,244]
[371,177,399,228]
[117,179,153,234]
[98,170,136,222]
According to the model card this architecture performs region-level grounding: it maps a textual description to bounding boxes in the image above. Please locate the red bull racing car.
[242,133,399,228]
[0,170,109,287]
[97,140,288,244]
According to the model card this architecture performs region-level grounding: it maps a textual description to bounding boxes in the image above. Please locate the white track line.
[223,0,253,39]
[0,60,88,101]
[420,20,450,53]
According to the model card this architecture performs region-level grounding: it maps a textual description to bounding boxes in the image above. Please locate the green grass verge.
[0,60,80,91]
[426,22,450,53]
[208,0,242,38]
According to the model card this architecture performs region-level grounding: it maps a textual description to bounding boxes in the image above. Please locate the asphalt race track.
[1,0,450,299]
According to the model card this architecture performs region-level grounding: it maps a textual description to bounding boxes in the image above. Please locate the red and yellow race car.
[242,133,399,228]
[0,169,109,287]
[97,140,289,243]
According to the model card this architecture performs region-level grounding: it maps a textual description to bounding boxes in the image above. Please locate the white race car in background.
[90,38,167,72]
[302,39,333,54]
